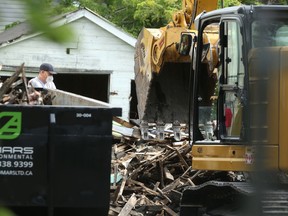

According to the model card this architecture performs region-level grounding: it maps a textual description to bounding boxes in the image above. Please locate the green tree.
[55,0,288,36]
[51,0,181,36]
[219,0,241,7]
[8,0,288,41]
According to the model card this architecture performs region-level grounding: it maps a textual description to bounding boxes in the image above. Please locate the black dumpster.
[0,105,121,216]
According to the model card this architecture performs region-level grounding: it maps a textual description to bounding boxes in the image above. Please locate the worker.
[28,63,57,89]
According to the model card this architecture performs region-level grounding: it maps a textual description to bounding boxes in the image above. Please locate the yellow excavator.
[134,0,218,140]
[135,1,288,215]
[178,4,288,215]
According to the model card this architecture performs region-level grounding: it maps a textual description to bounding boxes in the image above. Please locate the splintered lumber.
[156,187,172,203]
[109,206,143,216]
[164,166,174,181]
[175,148,189,169]
[113,123,134,137]
[21,65,30,103]
[114,169,127,203]
[113,116,135,128]
[162,178,183,193]
[0,63,24,98]
[113,116,141,139]
[153,182,160,191]
[118,193,137,216]
[159,160,164,187]
[163,205,178,216]
[110,136,196,215]
[128,179,159,196]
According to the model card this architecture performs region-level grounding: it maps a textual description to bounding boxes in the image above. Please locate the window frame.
[218,17,246,142]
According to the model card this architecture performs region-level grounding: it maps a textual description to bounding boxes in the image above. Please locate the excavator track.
[180,181,288,216]
[262,190,288,215]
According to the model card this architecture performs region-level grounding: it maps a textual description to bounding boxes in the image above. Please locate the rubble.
[110,120,247,215]
[110,121,198,216]
[110,119,246,215]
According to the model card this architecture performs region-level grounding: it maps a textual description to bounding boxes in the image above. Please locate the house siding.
[0,0,27,32]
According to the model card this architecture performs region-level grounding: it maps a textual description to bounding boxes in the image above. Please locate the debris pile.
[110,120,244,215]
[0,63,53,105]
[110,119,200,216]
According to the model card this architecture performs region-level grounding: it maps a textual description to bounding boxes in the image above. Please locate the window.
[195,22,220,141]
[220,21,245,139]
[252,20,288,47]
[194,19,245,142]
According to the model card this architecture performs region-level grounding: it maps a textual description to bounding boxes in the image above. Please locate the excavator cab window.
[193,18,245,143]
[178,33,193,55]
[193,22,220,142]
[252,20,288,47]
[219,20,245,140]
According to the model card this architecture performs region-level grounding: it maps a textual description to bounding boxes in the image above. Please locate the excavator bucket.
[134,28,193,126]
[134,28,217,138]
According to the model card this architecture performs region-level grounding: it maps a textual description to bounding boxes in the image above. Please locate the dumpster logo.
[0,112,22,140]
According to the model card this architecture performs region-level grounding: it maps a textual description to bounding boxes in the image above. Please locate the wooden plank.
[162,178,182,193]
[110,185,142,192]
[187,178,195,186]
[159,160,164,188]
[181,166,192,177]
[118,193,138,216]
[113,124,134,137]
[163,205,178,216]
[156,187,172,203]
[153,182,160,191]
[21,66,30,103]
[139,150,164,164]
[128,179,159,196]
[164,166,174,181]
[113,116,134,128]
[0,63,23,98]
[175,148,189,170]
[114,169,127,203]
[190,170,203,181]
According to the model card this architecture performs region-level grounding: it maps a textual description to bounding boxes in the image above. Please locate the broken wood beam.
[175,148,189,170]
[114,169,127,203]
[163,205,178,216]
[113,116,135,128]
[156,187,172,203]
[0,63,24,99]
[128,179,159,196]
[118,193,138,216]
[164,166,174,182]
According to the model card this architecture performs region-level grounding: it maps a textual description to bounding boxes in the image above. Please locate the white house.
[0,7,137,120]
